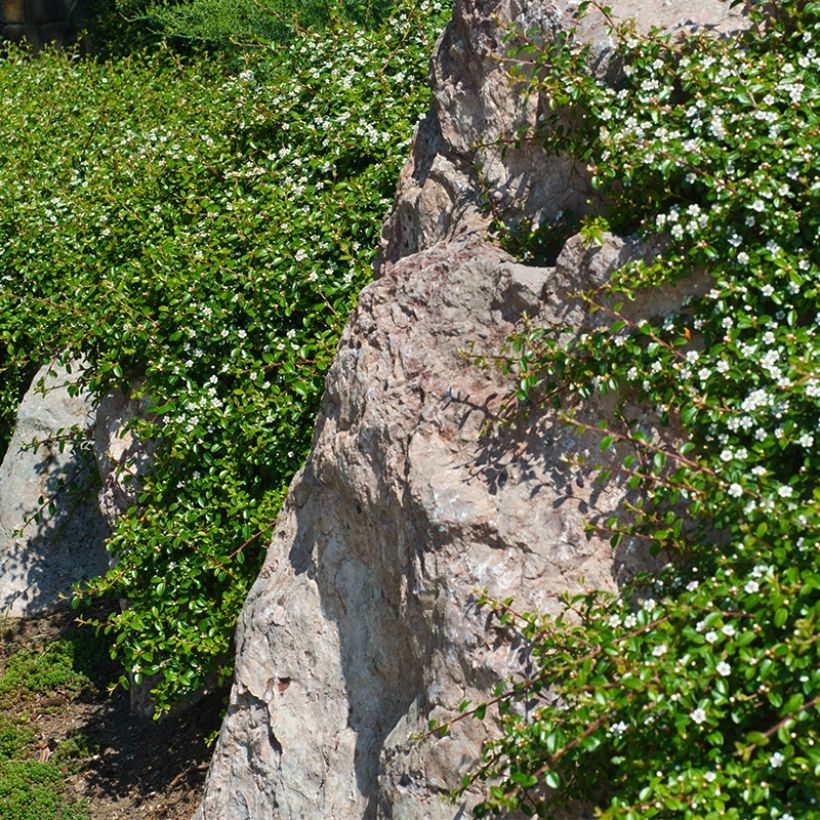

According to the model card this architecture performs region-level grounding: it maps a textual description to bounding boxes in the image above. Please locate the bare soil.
[0,604,227,820]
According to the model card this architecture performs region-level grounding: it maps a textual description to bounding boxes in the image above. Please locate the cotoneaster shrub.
[113,0,395,47]
[437,2,818,817]
[0,0,448,712]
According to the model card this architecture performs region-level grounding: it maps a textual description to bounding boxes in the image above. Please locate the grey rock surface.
[0,362,109,616]
[94,384,156,533]
[196,233,701,818]
[198,1,742,816]
[379,0,748,265]
[93,382,160,716]
[0,0,91,50]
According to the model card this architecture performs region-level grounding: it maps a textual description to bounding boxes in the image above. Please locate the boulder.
[379,0,747,265]
[0,361,109,616]
[93,381,161,717]
[196,231,708,818]
[93,384,156,532]
[198,0,744,815]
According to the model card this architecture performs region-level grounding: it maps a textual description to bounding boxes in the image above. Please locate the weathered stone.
[0,362,109,616]
[379,0,748,266]
[196,230,704,818]
[93,382,162,717]
[198,1,746,816]
[93,384,156,532]
[0,0,90,48]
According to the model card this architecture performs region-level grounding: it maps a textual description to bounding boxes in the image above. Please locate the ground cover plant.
[0,607,227,818]
[0,620,108,819]
[439,1,819,817]
[0,0,449,713]
[113,0,395,47]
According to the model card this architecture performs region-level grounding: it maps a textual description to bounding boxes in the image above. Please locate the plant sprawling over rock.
[0,0,448,712]
[449,1,818,817]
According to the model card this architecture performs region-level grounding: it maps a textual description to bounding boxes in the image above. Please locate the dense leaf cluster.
[454,1,818,817]
[112,0,396,46]
[0,0,448,711]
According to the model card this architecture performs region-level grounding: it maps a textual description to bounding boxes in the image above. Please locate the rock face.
[93,382,160,716]
[379,0,747,264]
[93,384,156,533]
[196,230,708,818]
[0,362,109,616]
[198,0,743,816]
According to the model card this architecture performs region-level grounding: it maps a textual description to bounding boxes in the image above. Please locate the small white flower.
[704,771,717,783]
[716,661,731,676]
[722,624,736,637]
[653,644,667,657]
[720,448,733,462]
[686,580,699,592]
[745,580,760,594]
[705,630,718,644]
[769,751,785,768]
[777,485,793,498]
[728,483,743,498]
[737,252,750,264]
[691,707,707,725]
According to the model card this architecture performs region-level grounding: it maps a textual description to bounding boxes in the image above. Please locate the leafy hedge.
[0,0,448,712]
[112,0,396,46]
[447,1,819,817]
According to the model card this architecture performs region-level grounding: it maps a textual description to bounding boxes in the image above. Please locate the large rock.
[379,0,747,265]
[198,1,742,816]
[0,362,109,616]
[0,0,91,50]
[196,232,708,818]
[93,381,162,717]
[94,383,156,532]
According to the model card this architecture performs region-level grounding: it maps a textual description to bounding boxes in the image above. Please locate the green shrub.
[0,0,448,713]
[0,719,35,761]
[0,639,95,706]
[113,0,396,46]
[0,760,89,820]
[445,1,818,817]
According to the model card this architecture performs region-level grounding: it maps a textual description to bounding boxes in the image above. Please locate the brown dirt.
[0,604,227,820]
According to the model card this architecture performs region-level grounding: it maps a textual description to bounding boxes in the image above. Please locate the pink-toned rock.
[198,1,744,816]
[196,230,705,818]
[380,0,747,265]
